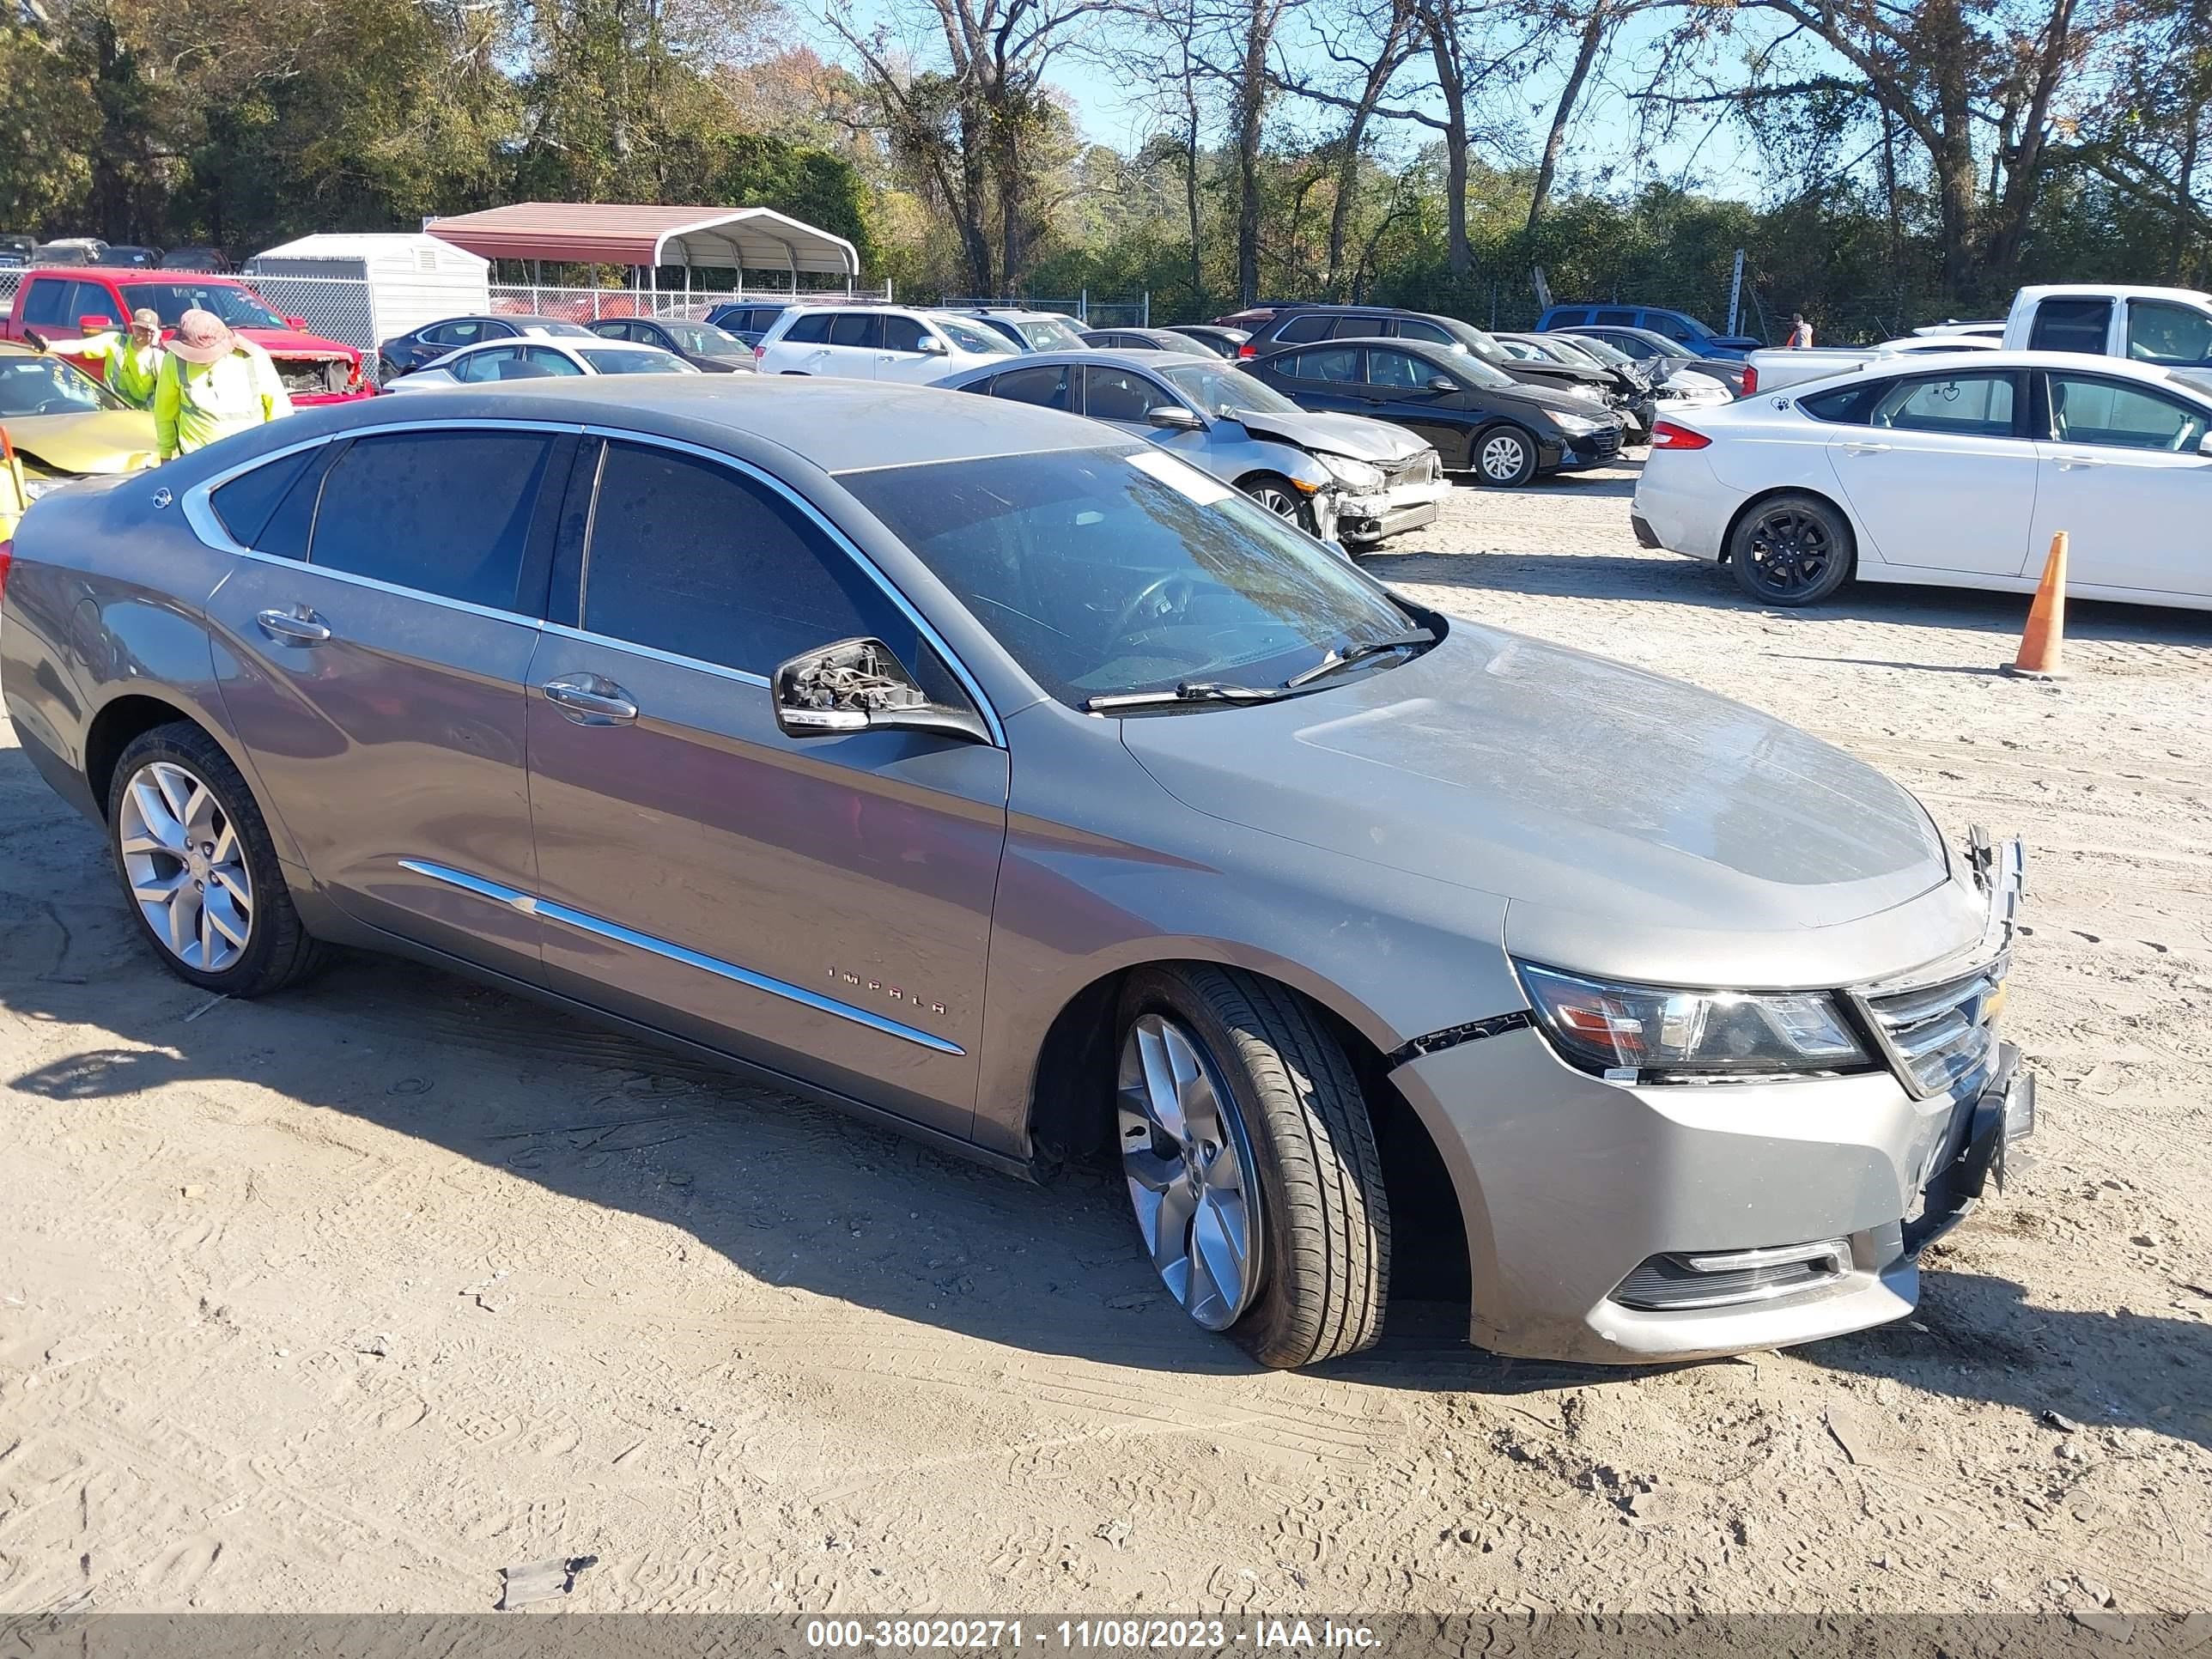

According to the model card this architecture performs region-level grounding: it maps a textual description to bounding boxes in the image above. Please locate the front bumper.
[1334,481,1449,543]
[1551,427,1625,471]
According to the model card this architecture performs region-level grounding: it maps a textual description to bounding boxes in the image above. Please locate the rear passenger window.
[989,364,1074,410]
[829,313,879,348]
[1329,315,1389,339]
[308,431,557,611]
[580,442,895,677]
[1281,347,1362,384]
[1799,381,1888,425]
[1596,309,1638,326]
[1274,314,1334,343]
[1870,373,2017,437]
[210,447,318,548]
[783,313,834,344]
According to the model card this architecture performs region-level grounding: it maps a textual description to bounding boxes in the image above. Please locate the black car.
[159,246,228,271]
[1494,331,1656,438]
[376,314,596,380]
[703,301,798,348]
[589,315,757,373]
[1245,337,1625,486]
[0,234,33,270]
[1162,325,1249,358]
[1079,326,1202,353]
[92,245,161,268]
[1226,303,1626,411]
[1557,325,1750,397]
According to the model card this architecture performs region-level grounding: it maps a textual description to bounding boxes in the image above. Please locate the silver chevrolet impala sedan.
[0,378,2036,1368]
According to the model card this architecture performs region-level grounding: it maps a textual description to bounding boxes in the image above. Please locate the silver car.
[933,349,1448,549]
[0,377,2035,1369]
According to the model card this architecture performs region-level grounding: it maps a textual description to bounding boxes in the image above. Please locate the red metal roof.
[424,204,859,276]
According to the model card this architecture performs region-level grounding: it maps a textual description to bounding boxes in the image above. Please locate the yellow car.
[0,343,160,526]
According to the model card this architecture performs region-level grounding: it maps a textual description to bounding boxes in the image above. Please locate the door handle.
[1838,441,1893,456]
[255,606,331,646]
[2052,453,2106,470]
[541,673,639,726]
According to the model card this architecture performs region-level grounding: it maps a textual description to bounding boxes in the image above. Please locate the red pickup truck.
[2,269,373,402]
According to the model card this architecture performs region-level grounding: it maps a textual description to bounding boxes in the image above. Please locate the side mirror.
[1425,376,1456,392]
[921,335,949,354]
[774,638,988,744]
[1148,405,1202,431]
[2199,431,2212,457]
[79,314,114,331]
[284,316,307,330]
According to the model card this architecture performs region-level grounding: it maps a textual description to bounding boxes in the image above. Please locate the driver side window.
[1084,366,1177,422]
[2124,301,2212,367]
[2046,374,2209,452]
[1364,349,1431,390]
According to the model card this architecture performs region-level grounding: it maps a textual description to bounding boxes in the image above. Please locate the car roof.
[221,374,1127,476]
[1784,349,2209,397]
[943,348,1215,374]
[2016,284,2210,306]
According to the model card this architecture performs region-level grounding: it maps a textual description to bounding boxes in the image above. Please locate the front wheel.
[106,722,326,996]
[1239,474,1316,534]
[1728,492,1855,605]
[1472,425,1539,486]
[1115,965,1390,1368]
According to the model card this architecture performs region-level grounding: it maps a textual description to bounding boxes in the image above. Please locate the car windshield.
[660,322,749,358]
[0,353,124,416]
[1564,335,1632,368]
[839,447,1421,708]
[1158,362,1302,416]
[121,282,285,329]
[1012,316,1086,350]
[939,318,1018,356]
[580,347,693,374]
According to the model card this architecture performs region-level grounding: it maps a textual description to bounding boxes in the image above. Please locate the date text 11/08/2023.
[804,1620,1383,1650]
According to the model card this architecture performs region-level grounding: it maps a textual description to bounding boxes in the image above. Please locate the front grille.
[1861,957,2005,1097]
[1589,427,1622,459]
[1382,452,1440,489]
[1612,1240,1850,1311]
[278,359,349,396]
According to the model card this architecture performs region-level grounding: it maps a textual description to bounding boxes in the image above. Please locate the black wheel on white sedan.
[1729,492,1855,606]
[106,722,326,996]
[1473,425,1538,487]
[1115,965,1389,1369]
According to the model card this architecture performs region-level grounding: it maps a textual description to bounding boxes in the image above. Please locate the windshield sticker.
[1127,449,1234,505]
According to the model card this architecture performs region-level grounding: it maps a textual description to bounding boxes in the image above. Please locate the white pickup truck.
[1741,284,2212,396]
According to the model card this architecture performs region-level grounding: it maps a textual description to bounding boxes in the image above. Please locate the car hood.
[238,326,357,362]
[1118,624,1951,942]
[1228,408,1432,462]
[1496,379,1618,420]
[5,409,160,473]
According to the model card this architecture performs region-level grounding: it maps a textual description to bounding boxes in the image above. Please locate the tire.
[1115,964,1389,1369]
[1472,425,1539,486]
[1239,474,1316,534]
[1728,491,1855,606]
[106,721,326,997]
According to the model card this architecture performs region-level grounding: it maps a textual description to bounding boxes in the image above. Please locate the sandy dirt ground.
[2,458,2209,1619]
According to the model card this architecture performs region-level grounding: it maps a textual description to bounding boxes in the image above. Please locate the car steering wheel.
[1111,572,1201,643]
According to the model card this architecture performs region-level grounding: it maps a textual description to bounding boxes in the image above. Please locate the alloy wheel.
[118,760,254,973]
[1247,483,1301,520]
[1116,1013,1263,1330]
[1480,433,1530,482]
[1742,506,1835,599]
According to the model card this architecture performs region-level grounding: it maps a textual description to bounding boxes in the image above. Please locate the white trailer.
[243,234,492,368]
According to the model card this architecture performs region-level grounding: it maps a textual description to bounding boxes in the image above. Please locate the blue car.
[1535,304,1760,360]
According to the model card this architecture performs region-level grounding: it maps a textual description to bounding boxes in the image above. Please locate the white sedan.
[1633,349,2212,611]
[385,337,700,391]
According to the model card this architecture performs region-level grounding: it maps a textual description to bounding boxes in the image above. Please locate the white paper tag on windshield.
[1126,447,1234,505]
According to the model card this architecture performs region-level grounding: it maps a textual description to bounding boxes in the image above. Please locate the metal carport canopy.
[424,204,860,279]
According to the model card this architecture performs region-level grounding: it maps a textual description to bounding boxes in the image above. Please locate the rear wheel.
[1729,492,1854,605]
[1115,966,1389,1368]
[106,722,325,996]
[1473,425,1538,486]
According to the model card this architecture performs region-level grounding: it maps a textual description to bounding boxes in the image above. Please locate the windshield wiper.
[1084,680,1291,713]
[1282,629,1437,689]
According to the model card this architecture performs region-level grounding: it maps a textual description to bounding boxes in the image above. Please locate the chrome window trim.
[582,426,1007,747]
[398,858,964,1057]
[539,620,769,688]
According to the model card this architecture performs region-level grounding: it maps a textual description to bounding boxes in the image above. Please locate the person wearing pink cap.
[152,307,295,460]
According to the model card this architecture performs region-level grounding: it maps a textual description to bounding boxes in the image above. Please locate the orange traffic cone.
[2002,531,2069,680]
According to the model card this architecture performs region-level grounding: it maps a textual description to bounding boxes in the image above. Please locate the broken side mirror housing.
[773,637,989,744]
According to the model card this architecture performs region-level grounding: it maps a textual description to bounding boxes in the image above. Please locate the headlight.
[1553,413,1605,436]
[1516,961,1869,1080]
[1313,453,1385,492]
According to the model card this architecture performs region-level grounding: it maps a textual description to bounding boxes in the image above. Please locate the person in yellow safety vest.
[25,308,167,409]
[154,308,294,461]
